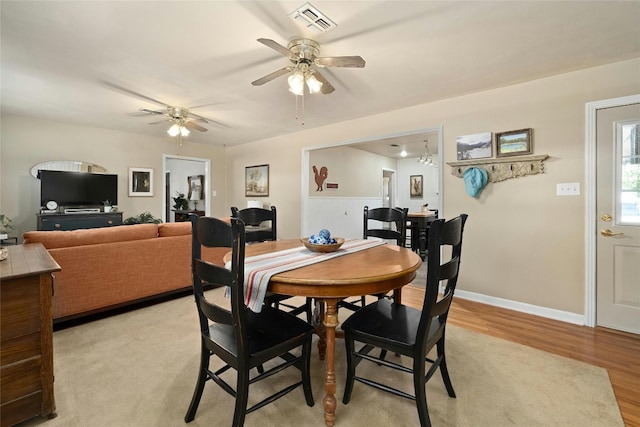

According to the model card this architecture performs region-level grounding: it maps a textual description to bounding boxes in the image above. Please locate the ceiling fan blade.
[315,56,366,68]
[149,119,170,125]
[312,70,335,94]
[251,67,292,86]
[184,121,208,132]
[101,81,170,107]
[187,112,210,123]
[139,108,166,116]
[257,38,294,59]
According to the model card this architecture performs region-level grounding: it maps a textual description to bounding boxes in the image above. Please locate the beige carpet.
[20,289,622,427]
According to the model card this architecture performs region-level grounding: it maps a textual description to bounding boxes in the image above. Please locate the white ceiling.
[2,1,639,158]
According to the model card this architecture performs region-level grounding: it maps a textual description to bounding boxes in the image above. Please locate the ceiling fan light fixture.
[168,123,190,137]
[288,70,305,96]
[306,73,323,94]
[167,124,181,137]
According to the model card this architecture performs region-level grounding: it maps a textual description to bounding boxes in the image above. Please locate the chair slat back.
[363,206,408,247]
[418,214,468,345]
[231,206,277,242]
[191,215,248,344]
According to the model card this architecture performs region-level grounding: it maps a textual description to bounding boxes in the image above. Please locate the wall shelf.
[447,154,549,183]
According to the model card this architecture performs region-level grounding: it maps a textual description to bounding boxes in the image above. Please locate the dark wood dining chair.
[337,206,408,312]
[341,214,468,427]
[184,215,314,427]
[230,206,312,322]
[230,206,277,242]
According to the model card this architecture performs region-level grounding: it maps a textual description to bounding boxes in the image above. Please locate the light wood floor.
[401,285,640,427]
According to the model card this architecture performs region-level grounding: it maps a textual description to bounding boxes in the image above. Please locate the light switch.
[556,183,580,196]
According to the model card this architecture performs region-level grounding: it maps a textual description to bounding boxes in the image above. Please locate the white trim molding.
[456,290,585,326]
[584,94,640,327]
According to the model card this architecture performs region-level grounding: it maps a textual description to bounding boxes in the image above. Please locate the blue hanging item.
[463,167,488,198]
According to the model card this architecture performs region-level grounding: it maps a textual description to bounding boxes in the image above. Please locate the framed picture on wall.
[129,167,153,197]
[245,164,269,197]
[456,132,492,160]
[188,175,204,200]
[496,128,533,157]
[410,175,423,198]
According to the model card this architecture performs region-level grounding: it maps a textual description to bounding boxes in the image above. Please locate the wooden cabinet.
[1,244,61,427]
[173,210,204,222]
[37,212,123,231]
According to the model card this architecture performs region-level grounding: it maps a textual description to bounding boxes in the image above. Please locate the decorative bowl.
[301,237,345,253]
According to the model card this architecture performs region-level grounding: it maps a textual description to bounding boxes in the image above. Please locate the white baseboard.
[455,289,586,326]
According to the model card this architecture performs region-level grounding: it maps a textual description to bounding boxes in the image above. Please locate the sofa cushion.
[23,223,159,249]
[158,222,191,237]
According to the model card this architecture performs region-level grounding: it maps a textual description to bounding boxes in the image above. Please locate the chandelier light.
[417,140,434,166]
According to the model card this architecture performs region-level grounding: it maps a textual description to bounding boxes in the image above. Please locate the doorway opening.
[162,155,211,223]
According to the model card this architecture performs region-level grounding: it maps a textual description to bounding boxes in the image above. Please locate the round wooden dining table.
[237,239,422,427]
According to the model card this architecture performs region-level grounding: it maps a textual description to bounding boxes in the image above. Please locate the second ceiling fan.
[140,106,209,135]
[251,38,365,95]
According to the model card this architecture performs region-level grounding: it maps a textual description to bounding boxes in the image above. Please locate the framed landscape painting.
[456,132,492,160]
[245,164,269,197]
[496,128,533,157]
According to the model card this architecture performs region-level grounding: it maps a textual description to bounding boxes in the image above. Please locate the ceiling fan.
[251,38,365,95]
[101,81,222,135]
[140,106,210,135]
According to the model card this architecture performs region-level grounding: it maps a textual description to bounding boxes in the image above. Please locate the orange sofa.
[23,222,225,323]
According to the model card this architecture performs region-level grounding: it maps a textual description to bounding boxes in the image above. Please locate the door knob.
[601,229,624,237]
[601,214,612,222]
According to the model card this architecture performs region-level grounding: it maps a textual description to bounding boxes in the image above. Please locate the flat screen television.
[39,170,118,207]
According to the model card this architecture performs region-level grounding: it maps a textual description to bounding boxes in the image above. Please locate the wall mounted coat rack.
[447,154,549,183]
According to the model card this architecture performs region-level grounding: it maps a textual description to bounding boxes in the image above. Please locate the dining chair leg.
[232,369,250,427]
[184,344,210,422]
[302,337,315,406]
[413,358,431,427]
[342,334,356,404]
[437,337,456,398]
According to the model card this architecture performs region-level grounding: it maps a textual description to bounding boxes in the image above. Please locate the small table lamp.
[189,192,201,211]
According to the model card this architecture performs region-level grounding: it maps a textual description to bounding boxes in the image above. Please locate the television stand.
[37,212,123,231]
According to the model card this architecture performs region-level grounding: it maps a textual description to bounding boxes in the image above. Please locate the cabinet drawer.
[1,391,42,427]
[0,356,42,404]
[38,212,123,230]
[0,333,40,366]
[0,277,41,340]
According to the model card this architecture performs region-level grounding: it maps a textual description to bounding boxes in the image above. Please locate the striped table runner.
[226,238,385,312]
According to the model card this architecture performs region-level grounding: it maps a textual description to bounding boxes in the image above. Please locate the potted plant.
[123,211,162,225]
[172,192,189,211]
[103,200,113,213]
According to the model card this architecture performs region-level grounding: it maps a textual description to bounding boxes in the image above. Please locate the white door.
[596,103,640,334]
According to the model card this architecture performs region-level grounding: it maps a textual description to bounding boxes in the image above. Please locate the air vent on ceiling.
[289,2,337,34]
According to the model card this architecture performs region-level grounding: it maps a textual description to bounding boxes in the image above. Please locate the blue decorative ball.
[319,229,331,240]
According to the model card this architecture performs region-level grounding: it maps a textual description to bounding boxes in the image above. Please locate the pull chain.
[295,92,305,126]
